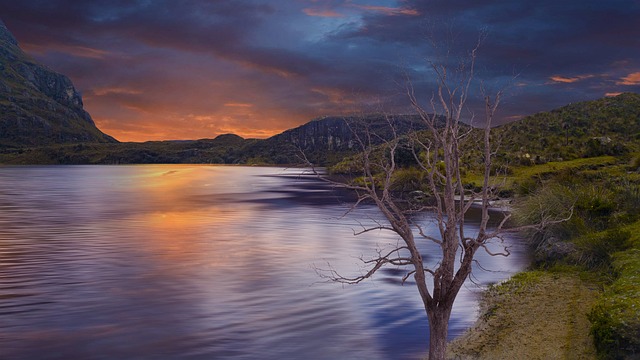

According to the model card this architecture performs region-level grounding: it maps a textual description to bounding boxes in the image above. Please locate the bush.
[588,248,640,359]
[574,185,617,230]
[514,176,541,196]
[390,167,427,192]
[613,180,640,224]
[572,228,631,269]
[512,184,580,261]
[631,155,640,171]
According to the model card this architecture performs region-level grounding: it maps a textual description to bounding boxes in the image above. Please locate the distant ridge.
[238,114,425,164]
[1,87,638,165]
[0,18,116,148]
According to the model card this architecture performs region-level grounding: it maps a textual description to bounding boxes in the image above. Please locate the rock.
[535,236,577,263]
[0,18,117,148]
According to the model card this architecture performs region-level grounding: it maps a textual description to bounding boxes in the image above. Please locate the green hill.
[495,93,640,163]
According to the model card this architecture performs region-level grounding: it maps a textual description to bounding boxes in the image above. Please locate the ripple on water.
[0,165,529,359]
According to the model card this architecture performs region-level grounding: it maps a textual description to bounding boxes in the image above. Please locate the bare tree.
[308,38,568,360]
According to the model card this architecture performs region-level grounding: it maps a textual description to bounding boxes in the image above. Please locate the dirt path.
[447,271,599,360]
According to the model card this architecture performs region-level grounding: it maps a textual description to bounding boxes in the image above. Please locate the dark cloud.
[0,0,638,140]
[332,0,640,117]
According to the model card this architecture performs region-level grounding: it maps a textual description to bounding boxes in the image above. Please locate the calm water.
[0,165,529,359]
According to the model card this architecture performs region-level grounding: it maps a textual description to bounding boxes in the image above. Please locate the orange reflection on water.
[107,166,255,264]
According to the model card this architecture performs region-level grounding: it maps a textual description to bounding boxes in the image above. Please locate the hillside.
[0,19,116,148]
[495,92,640,163]
[239,114,425,165]
[329,93,640,175]
[0,134,259,165]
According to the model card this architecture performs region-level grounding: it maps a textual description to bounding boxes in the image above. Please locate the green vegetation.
[588,221,640,359]
[494,93,640,163]
[448,155,640,359]
[326,94,640,359]
[490,152,640,359]
[0,136,260,165]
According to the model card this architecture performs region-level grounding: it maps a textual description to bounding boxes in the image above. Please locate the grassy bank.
[447,269,599,359]
[447,153,640,359]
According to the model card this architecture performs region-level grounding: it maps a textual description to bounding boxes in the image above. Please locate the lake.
[0,165,529,359]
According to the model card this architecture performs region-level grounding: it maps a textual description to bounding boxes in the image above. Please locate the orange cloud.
[617,72,640,85]
[22,43,110,59]
[311,87,356,111]
[224,103,254,108]
[605,92,623,97]
[217,127,281,139]
[549,74,594,83]
[303,8,343,17]
[550,76,578,83]
[92,87,142,96]
[354,5,420,16]
[96,118,174,142]
[505,115,524,121]
[188,115,216,122]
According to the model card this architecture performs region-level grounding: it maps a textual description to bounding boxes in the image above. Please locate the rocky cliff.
[272,114,423,151]
[0,19,116,148]
[238,114,425,165]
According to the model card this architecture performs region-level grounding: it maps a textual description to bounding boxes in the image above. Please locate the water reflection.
[0,165,529,359]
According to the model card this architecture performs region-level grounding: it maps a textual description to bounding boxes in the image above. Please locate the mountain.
[270,114,423,151]
[0,19,116,148]
[240,114,425,165]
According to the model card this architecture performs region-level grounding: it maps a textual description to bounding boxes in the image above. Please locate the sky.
[1,0,639,142]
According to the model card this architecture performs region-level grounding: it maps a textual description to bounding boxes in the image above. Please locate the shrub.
[512,184,580,261]
[573,185,618,231]
[630,155,640,171]
[588,248,640,359]
[613,180,640,224]
[390,167,427,192]
[572,228,631,269]
[514,177,541,196]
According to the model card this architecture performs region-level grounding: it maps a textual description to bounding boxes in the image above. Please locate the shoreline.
[446,269,599,359]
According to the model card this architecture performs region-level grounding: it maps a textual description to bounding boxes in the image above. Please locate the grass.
[462,156,619,194]
[447,269,599,360]
[511,156,618,179]
[587,221,640,358]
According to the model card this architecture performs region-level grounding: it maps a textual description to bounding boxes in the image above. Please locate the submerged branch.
[314,245,413,284]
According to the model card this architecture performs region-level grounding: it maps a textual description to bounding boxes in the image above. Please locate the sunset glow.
[618,72,640,86]
[302,8,344,18]
[1,1,638,141]
[355,5,420,16]
[549,75,595,84]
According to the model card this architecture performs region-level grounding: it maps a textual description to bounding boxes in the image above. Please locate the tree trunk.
[427,303,453,360]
